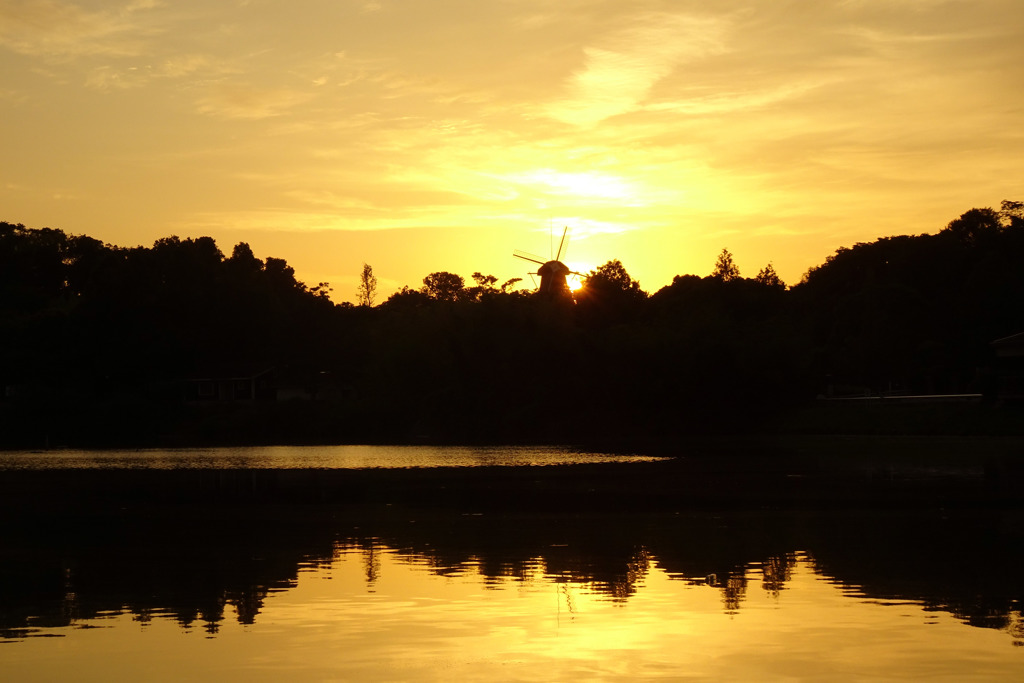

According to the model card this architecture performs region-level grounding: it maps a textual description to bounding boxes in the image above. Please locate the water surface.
[2,442,1023,680]
[2,504,1023,681]
[0,444,661,470]
[5,545,1020,682]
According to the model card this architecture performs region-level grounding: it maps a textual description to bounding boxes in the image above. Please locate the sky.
[2,0,1023,302]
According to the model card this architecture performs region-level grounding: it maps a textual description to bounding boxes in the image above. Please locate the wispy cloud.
[3,0,1022,296]
[546,12,730,126]
[80,53,222,91]
[645,81,824,116]
[195,82,315,119]
[160,53,208,78]
[0,0,162,59]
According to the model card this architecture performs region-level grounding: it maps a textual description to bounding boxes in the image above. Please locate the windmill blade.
[513,250,547,265]
[555,226,570,261]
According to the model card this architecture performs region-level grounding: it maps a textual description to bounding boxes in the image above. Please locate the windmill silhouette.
[513,226,584,296]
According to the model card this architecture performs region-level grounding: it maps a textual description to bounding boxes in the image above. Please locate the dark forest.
[2,201,1023,448]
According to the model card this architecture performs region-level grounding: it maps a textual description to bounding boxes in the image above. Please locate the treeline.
[2,201,1023,447]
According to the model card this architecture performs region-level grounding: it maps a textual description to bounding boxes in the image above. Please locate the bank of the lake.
[3,435,1023,514]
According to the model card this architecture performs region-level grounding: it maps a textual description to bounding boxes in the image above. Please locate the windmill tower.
[513,226,583,296]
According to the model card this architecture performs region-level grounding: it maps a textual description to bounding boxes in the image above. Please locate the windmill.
[513,226,584,296]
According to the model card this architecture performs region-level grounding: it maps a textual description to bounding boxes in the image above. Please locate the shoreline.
[3,434,1023,513]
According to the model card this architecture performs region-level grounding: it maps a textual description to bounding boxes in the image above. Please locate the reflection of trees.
[2,496,1023,640]
[0,504,783,637]
[1008,613,1024,647]
[761,554,797,598]
[0,504,338,638]
[362,544,381,591]
[612,547,652,601]
[720,573,748,614]
[805,510,1024,638]
[707,553,796,614]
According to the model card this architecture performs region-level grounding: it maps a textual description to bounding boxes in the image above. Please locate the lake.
[2,441,1023,681]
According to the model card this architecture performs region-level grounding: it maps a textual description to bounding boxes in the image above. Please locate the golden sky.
[2,0,1022,301]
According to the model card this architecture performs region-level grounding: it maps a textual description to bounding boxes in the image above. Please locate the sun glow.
[1,0,1021,303]
[512,169,635,202]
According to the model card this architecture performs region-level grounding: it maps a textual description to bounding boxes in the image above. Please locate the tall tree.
[712,248,740,281]
[356,263,378,307]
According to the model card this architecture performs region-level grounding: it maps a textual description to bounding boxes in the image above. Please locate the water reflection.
[3,504,1023,648]
[0,445,662,470]
[5,530,1023,682]
[4,439,1024,681]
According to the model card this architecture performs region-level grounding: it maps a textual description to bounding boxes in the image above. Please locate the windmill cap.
[538,260,570,276]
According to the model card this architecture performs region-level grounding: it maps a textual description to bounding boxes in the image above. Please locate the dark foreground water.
[2,441,1024,681]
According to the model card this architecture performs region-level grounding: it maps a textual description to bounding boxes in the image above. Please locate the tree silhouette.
[755,262,785,289]
[943,207,1001,246]
[382,285,432,309]
[576,259,646,330]
[472,272,498,289]
[1000,200,1024,227]
[227,242,263,277]
[464,272,498,302]
[583,259,646,298]
[421,271,465,301]
[356,263,378,307]
[712,248,740,281]
[3,199,1024,447]
[500,277,522,294]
